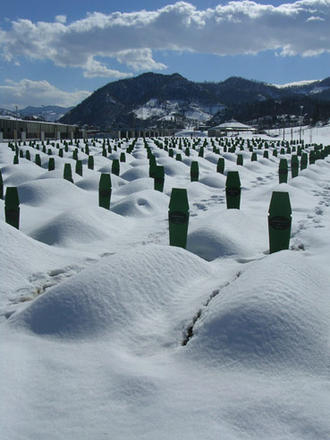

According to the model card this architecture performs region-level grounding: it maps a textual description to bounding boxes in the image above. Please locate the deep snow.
[1,126,330,439]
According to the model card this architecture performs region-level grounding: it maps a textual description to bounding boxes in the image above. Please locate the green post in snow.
[217,157,225,174]
[190,161,199,182]
[198,147,204,158]
[13,154,19,164]
[75,160,83,176]
[35,154,41,167]
[88,155,94,170]
[251,152,257,161]
[120,152,126,162]
[225,171,241,209]
[263,150,269,159]
[268,191,292,254]
[59,149,63,158]
[154,166,165,192]
[0,170,3,199]
[63,163,73,183]
[309,151,315,165]
[48,157,55,171]
[300,152,308,170]
[112,159,120,176]
[168,188,189,249]
[99,173,112,209]
[291,155,299,178]
[176,153,182,161]
[149,156,157,178]
[236,154,243,166]
[278,158,288,184]
[5,187,20,229]
[25,150,31,160]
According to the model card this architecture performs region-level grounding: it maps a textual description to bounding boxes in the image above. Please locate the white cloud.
[0,79,91,109]
[83,57,133,78]
[55,15,67,24]
[306,15,325,21]
[0,0,329,78]
[115,49,167,71]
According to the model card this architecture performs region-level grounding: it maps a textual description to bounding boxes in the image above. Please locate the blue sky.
[0,0,329,108]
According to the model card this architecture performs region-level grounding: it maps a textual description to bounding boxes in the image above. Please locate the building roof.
[0,116,76,127]
[174,129,207,137]
[212,119,255,130]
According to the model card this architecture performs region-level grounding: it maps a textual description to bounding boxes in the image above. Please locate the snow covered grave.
[1,125,330,439]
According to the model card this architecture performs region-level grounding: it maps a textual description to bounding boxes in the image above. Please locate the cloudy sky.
[0,0,329,109]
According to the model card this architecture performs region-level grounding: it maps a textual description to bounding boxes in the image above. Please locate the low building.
[208,120,256,137]
[0,116,80,141]
[174,129,208,137]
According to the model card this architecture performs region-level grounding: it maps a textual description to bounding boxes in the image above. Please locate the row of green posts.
[168,187,291,254]
[1,174,291,255]
[5,138,328,254]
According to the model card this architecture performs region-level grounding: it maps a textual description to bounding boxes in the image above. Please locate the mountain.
[19,106,73,122]
[0,108,18,118]
[59,73,330,129]
[0,106,73,122]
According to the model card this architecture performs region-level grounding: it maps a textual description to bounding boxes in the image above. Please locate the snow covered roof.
[212,120,254,130]
[174,129,207,137]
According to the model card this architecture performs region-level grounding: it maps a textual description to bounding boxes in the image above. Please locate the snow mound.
[132,151,147,160]
[17,178,88,207]
[187,209,266,260]
[10,245,210,340]
[188,251,330,372]
[157,158,188,176]
[120,166,149,181]
[30,206,126,246]
[115,178,153,196]
[111,189,168,217]
[0,221,69,299]
[2,165,45,186]
[199,174,226,188]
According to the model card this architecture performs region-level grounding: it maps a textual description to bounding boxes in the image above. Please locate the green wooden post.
[217,157,225,174]
[112,159,120,176]
[168,188,189,248]
[190,161,199,182]
[75,160,83,176]
[48,157,55,171]
[300,152,308,170]
[236,154,243,166]
[279,158,288,184]
[291,155,299,178]
[99,173,112,209]
[5,187,20,229]
[63,163,73,183]
[88,155,94,170]
[225,171,241,209]
[268,191,292,253]
[154,166,165,192]
[0,170,3,199]
[35,154,41,167]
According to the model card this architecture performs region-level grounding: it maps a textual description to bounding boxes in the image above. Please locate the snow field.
[1,129,330,439]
